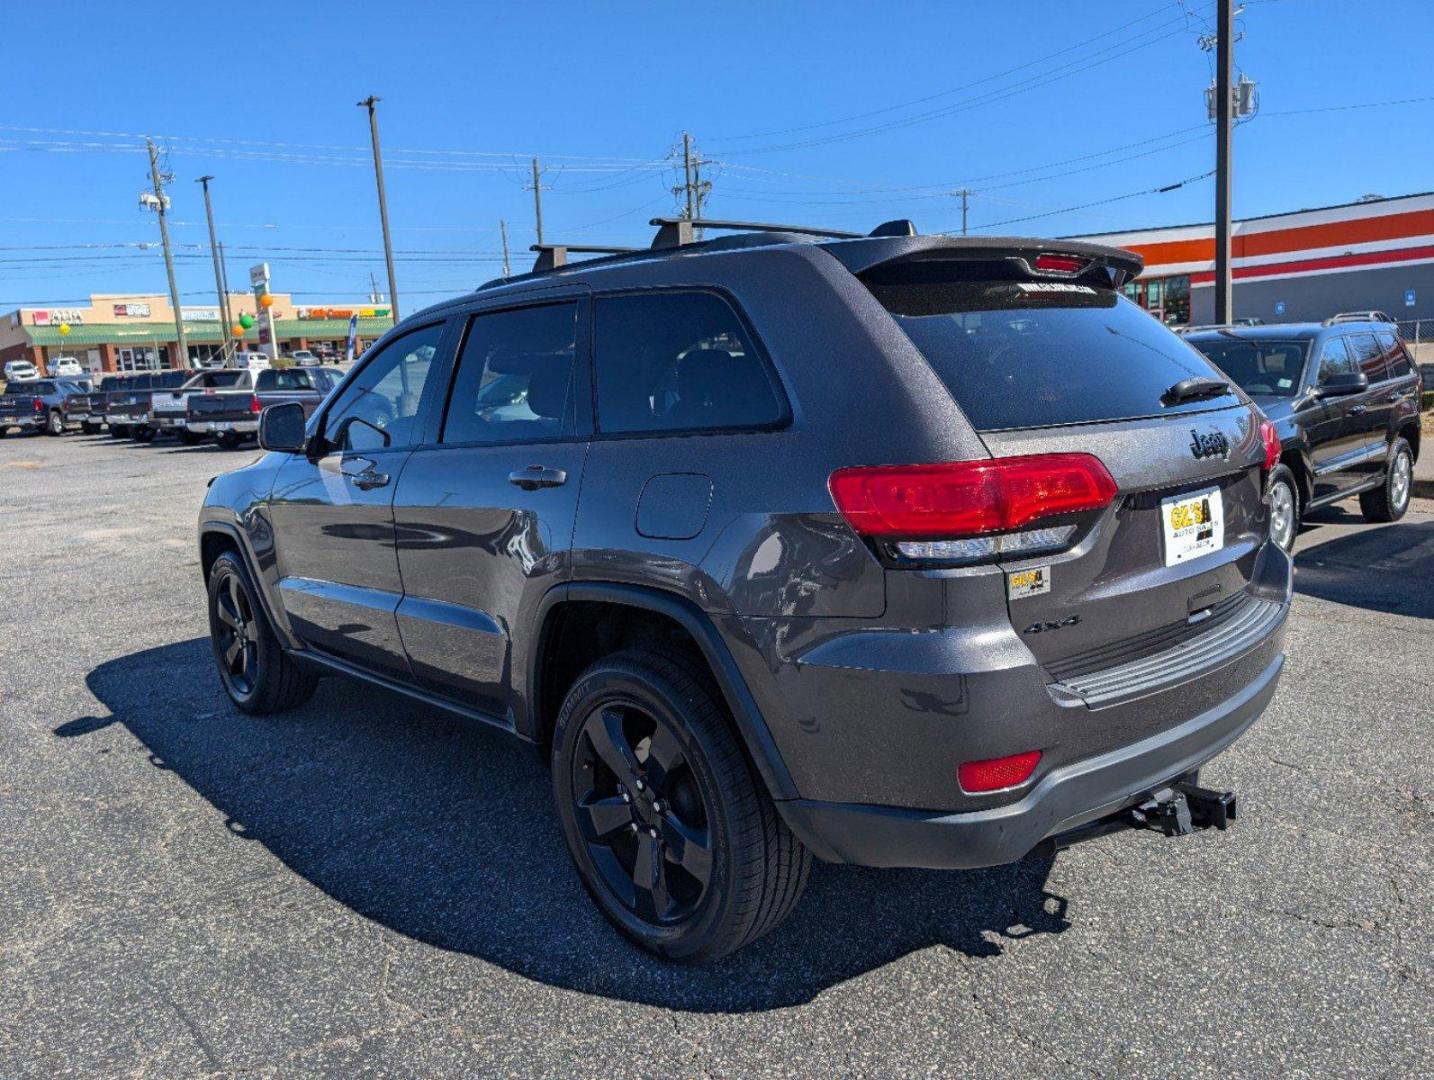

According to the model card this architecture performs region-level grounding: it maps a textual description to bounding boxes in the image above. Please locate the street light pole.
[195,175,232,359]
[1213,0,1235,324]
[357,95,400,322]
[147,137,188,368]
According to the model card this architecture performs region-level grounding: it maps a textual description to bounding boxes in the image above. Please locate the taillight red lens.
[959,750,1042,794]
[828,454,1117,538]
[1032,253,1089,274]
[250,396,263,415]
[32,397,43,411]
[1259,419,1280,472]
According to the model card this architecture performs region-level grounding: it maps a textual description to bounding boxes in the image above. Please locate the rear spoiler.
[820,235,1144,289]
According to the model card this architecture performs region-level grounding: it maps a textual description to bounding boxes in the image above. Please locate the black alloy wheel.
[571,700,715,926]
[212,566,261,698]
[205,551,318,714]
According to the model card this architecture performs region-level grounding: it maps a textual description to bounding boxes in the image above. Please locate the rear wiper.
[1163,376,1231,405]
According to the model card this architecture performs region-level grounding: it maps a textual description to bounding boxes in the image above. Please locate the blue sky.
[1,0,1429,311]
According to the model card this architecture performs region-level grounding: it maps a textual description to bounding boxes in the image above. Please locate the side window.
[593,291,784,434]
[442,303,578,445]
[1346,333,1389,383]
[1316,336,1357,383]
[323,323,446,452]
[1377,331,1413,378]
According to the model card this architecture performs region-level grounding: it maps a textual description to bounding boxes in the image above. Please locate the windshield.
[863,263,1239,431]
[1186,337,1310,397]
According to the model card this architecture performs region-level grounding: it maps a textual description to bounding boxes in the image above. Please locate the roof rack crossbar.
[1324,310,1395,325]
[529,243,640,272]
[649,217,864,249]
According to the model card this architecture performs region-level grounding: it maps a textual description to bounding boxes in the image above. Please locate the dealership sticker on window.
[1008,566,1051,600]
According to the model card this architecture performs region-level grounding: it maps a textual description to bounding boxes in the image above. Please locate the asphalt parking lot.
[1,431,1430,1079]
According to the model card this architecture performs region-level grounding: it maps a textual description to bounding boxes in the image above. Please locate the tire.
[1266,465,1299,552]
[206,550,317,715]
[1359,438,1413,523]
[46,410,64,436]
[216,431,243,450]
[551,647,811,962]
[81,422,100,435]
[177,430,204,446]
[109,424,130,439]
[0,428,7,439]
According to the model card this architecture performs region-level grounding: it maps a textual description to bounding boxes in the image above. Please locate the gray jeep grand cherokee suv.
[198,218,1292,960]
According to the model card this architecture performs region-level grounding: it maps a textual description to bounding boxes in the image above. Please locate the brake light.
[1259,419,1280,472]
[959,750,1042,794]
[32,397,43,411]
[1032,253,1089,275]
[829,454,1117,538]
[249,396,263,415]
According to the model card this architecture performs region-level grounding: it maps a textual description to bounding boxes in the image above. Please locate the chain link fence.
[1395,321,1434,407]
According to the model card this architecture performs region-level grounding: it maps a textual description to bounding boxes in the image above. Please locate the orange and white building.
[1077,191,1434,327]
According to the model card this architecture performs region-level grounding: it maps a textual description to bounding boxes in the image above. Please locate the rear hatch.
[852,252,1274,689]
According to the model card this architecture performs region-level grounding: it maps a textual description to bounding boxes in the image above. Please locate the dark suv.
[1184,318,1423,550]
[199,219,1293,960]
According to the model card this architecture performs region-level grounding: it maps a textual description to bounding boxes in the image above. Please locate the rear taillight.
[959,750,1042,794]
[32,397,43,412]
[828,454,1117,565]
[1259,419,1280,472]
[249,396,263,415]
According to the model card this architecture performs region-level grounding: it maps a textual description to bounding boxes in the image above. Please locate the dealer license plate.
[1160,487,1224,566]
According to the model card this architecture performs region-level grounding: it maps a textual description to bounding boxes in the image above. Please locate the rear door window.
[1376,331,1413,378]
[861,262,1238,431]
[593,291,785,434]
[1346,333,1389,383]
[442,302,579,445]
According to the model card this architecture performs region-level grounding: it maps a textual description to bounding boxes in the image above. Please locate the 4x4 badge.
[1189,428,1231,461]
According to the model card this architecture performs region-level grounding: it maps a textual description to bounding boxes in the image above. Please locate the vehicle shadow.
[65,638,1070,1012]
[1294,515,1434,618]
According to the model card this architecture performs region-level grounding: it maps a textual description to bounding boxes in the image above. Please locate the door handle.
[351,469,390,490]
[1348,404,1367,415]
[508,465,567,490]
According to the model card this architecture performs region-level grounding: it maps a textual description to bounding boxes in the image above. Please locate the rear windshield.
[864,263,1240,431]
[1186,337,1310,396]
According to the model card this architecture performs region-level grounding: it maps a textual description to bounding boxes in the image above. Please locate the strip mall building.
[1077,191,1434,327]
[0,293,394,376]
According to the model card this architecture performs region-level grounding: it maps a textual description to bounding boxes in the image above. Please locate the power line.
[961,170,1215,233]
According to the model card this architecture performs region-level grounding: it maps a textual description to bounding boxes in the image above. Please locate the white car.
[289,349,317,363]
[3,360,39,383]
[48,356,84,378]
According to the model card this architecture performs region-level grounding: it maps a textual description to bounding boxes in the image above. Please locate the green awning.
[26,315,393,347]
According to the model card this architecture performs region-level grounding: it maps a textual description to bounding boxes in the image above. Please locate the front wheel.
[551,648,810,962]
[1267,465,1299,553]
[1360,438,1413,523]
[206,551,317,714]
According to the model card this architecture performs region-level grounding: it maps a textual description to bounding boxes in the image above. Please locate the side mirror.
[1315,371,1368,397]
[258,401,307,453]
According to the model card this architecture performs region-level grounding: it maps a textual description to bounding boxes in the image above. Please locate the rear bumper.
[186,419,257,434]
[1,416,43,430]
[777,650,1285,870]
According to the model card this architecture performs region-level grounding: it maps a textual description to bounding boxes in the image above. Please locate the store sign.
[113,302,151,318]
[181,307,221,321]
[31,309,85,326]
[297,306,390,320]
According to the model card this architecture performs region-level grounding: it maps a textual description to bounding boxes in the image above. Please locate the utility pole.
[216,241,234,359]
[357,95,400,322]
[195,176,232,357]
[956,188,972,236]
[368,271,382,303]
[499,219,512,278]
[683,132,696,220]
[1213,0,1234,324]
[529,158,545,245]
[146,138,188,367]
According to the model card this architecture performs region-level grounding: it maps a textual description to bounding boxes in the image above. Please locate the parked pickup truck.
[0,379,85,436]
[151,368,255,444]
[65,374,142,435]
[186,365,341,449]
[106,370,200,442]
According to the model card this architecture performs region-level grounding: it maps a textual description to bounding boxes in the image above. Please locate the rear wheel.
[81,422,100,435]
[132,426,157,443]
[109,424,130,438]
[1359,438,1413,523]
[46,410,64,436]
[177,430,204,446]
[206,550,317,714]
[552,648,810,961]
[216,431,243,450]
[1266,465,1299,552]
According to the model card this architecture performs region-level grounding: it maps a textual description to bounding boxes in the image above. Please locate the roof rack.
[529,243,640,273]
[1324,310,1395,325]
[649,217,867,249]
